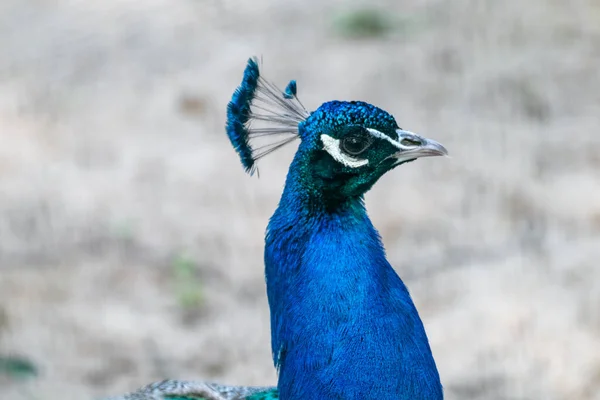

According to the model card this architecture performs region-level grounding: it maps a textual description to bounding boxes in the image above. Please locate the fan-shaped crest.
[225,58,309,175]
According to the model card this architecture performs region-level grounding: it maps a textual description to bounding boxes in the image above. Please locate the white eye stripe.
[321,134,368,168]
[365,128,403,149]
[365,128,421,150]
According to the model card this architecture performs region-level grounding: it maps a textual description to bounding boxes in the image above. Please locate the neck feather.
[263,153,442,399]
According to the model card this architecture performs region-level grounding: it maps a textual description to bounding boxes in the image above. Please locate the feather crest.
[226,58,308,175]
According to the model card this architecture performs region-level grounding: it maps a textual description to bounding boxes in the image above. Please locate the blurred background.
[0,0,599,399]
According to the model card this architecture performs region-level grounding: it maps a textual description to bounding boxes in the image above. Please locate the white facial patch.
[365,128,422,151]
[321,134,369,168]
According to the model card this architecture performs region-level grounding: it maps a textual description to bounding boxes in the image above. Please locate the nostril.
[400,138,422,147]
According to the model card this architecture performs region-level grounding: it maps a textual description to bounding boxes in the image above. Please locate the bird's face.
[298,101,447,200]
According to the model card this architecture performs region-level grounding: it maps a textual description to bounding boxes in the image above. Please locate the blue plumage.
[283,80,297,99]
[263,108,444,399]
[298,100,398,140]
[225,58,261,173]
[226,58,447,398]
[266,194,442,398]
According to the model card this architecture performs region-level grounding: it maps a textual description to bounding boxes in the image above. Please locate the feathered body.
[265,108,442,399]
[105,58,447,400]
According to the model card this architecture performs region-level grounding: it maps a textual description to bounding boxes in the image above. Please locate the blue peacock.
[107,58,448,400]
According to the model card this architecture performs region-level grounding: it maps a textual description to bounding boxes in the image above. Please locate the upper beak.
[393,129,448,163]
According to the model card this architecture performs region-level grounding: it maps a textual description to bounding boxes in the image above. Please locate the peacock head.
[226,58,447,200]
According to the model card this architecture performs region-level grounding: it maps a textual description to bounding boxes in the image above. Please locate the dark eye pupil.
[342,135,368,155]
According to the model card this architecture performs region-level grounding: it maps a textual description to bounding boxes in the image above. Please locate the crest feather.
[226,58,308,175]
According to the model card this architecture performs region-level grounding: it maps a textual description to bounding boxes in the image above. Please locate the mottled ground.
[0,1,599,399]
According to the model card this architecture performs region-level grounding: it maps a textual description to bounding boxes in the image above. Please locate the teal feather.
[103,380,277,400]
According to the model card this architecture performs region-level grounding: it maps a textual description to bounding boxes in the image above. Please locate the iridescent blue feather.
[225,59,260,172]
[283,80,296,99]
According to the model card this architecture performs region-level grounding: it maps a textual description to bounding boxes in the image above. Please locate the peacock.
[105,58,448,400]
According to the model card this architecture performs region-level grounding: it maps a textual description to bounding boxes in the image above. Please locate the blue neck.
[264,152,443,399]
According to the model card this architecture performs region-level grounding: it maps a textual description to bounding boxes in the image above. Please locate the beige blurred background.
[0,0,599,399]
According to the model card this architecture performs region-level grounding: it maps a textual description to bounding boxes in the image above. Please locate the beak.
[393,129,448,163]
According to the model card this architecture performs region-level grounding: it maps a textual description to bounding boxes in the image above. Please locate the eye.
[341,134,372,155]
